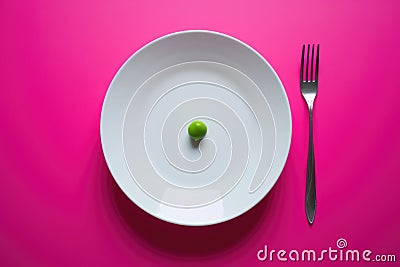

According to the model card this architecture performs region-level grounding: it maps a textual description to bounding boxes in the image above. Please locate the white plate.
[101,30,292,226]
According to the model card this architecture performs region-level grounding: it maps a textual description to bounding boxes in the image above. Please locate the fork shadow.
[99,149,283,258]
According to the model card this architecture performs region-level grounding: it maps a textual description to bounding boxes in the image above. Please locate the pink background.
[1,0,399,266]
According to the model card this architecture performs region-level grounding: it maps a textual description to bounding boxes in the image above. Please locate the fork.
[300,44,319,225]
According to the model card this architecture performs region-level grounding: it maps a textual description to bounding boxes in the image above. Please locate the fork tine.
[315,44,320,82]
[310,44,315,81]
[300,45,305,82]
[306,44,310,81]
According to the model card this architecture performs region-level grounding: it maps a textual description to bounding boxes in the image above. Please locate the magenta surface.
[1,0,399,266]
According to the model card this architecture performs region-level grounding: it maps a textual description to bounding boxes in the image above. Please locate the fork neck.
[308,104,313,122]
[306,100,314,112]
[308,103,313,112]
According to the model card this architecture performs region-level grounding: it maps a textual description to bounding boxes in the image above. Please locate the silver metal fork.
[300,44,319,225]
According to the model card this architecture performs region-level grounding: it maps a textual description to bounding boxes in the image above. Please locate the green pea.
[188,120,207,141]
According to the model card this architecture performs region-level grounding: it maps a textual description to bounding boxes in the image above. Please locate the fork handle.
[306,106,316,224]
